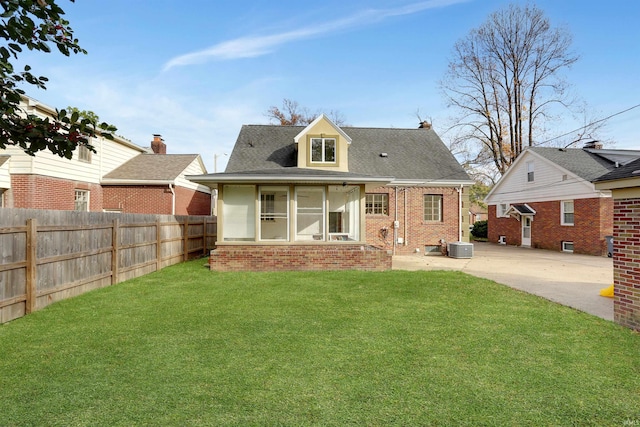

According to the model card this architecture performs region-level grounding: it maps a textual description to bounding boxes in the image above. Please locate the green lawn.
[1,260,639,426]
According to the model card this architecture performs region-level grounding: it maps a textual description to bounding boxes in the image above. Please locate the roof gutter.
[389,179,475,187]
[101,179,175,185]
[186,174,393,186]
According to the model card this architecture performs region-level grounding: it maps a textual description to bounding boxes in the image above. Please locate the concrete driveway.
[393,242,614,321]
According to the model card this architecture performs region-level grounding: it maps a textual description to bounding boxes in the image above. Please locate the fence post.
[111,218,119,285]
[203,218,208,256]
[156,218,162,271]
[25,218,37,314]
[183,217,189,262]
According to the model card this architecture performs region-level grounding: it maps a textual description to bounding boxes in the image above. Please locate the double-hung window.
[561,200,574,225]
[526,161,534,182]
[74,190,89,211]
[498,203,509,218]
[423,194,442,222]
[310,138,336,163]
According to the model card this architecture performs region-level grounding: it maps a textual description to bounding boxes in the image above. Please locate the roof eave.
[101,179,175,185]
[388,179,475,187]
[186,173,393,186]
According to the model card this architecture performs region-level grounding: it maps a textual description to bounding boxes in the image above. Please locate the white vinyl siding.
[486,152,605,206]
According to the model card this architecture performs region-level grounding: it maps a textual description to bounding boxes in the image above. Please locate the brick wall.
[104,185,211,215]
[9,174,103,211]
[103,185,173,214]
[612,198,640,330]
[174,186,211,215]
[487,198,611,255]
[365,187,462,255]
[210,244,393,272]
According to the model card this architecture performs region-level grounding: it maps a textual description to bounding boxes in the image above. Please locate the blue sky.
[20,0,640,172]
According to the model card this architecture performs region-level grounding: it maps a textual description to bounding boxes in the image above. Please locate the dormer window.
[311,138,336,163]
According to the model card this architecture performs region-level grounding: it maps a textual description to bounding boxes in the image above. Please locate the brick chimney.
[151,134,166,154]
[583,140,603,150]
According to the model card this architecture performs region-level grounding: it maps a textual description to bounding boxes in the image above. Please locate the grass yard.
[1,259,639,426]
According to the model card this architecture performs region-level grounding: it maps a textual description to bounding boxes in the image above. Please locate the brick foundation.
[612,198,640,330]
[209,244,393,272]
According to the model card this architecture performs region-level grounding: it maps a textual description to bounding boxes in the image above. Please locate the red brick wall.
[612,198,640,330]
[210,244,392,272]
[103,185,172,214]
[487,205,521,245]
[9,174,103,211]
[488,198,611,256]
[365,187,461,255]
[103,185,210,215]
[174,186,211,215]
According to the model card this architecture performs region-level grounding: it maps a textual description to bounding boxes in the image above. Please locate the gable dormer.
[294,114,351,172]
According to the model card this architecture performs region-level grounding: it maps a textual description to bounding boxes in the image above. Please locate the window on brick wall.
[562,241,574,252]
[561,200,574,225]
[74,190,89,211]
[365,193,388,215]
[497,203,509,218]
[423,194,442,222]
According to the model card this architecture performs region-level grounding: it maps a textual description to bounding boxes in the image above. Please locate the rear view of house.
[485,145,640,255]
[188,115,473,271]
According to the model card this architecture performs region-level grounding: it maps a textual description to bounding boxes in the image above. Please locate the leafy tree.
[441,3,584,176]
[266,98,347,126]
[468,181,490,209]
[0,0,116,159]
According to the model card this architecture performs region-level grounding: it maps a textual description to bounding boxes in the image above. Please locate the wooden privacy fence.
[0,209,216,324]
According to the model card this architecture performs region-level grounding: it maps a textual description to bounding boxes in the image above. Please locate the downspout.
[393,186,398,255]
[404,187,407,247]
[458,184,463,241]
[169,183,175,215]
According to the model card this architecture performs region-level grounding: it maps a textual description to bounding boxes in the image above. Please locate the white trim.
[560,200,574,226]
[293,114,352,145]
[562,241,574,252]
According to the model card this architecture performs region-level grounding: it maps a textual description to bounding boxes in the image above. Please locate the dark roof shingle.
[103,154,200,181]
[225,124,470,182]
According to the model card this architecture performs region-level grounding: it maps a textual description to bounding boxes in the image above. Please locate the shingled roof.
[103,154,200,182]
[593,157,640,183]
[527,147,617,182]
[225,124,470,183]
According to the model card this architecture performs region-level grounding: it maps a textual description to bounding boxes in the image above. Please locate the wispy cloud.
[162,0,470,71]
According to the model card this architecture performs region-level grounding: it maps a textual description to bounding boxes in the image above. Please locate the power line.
[538,103,640,146]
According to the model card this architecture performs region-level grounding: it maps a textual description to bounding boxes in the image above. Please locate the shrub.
[471,220,488,238]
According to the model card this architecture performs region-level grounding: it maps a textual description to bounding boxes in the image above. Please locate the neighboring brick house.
[102,136,211,215]
[485,145,640,256]
[187,115,473,272]
[0,96,211,215]
[594,157,640,331]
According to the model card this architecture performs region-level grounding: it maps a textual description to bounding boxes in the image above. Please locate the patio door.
[521,216,532,247]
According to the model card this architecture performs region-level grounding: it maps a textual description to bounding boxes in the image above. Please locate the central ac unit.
[448,242,474,259]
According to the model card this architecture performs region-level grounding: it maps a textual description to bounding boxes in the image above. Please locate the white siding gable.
[175,157,211,193]
[486,150,607,205]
